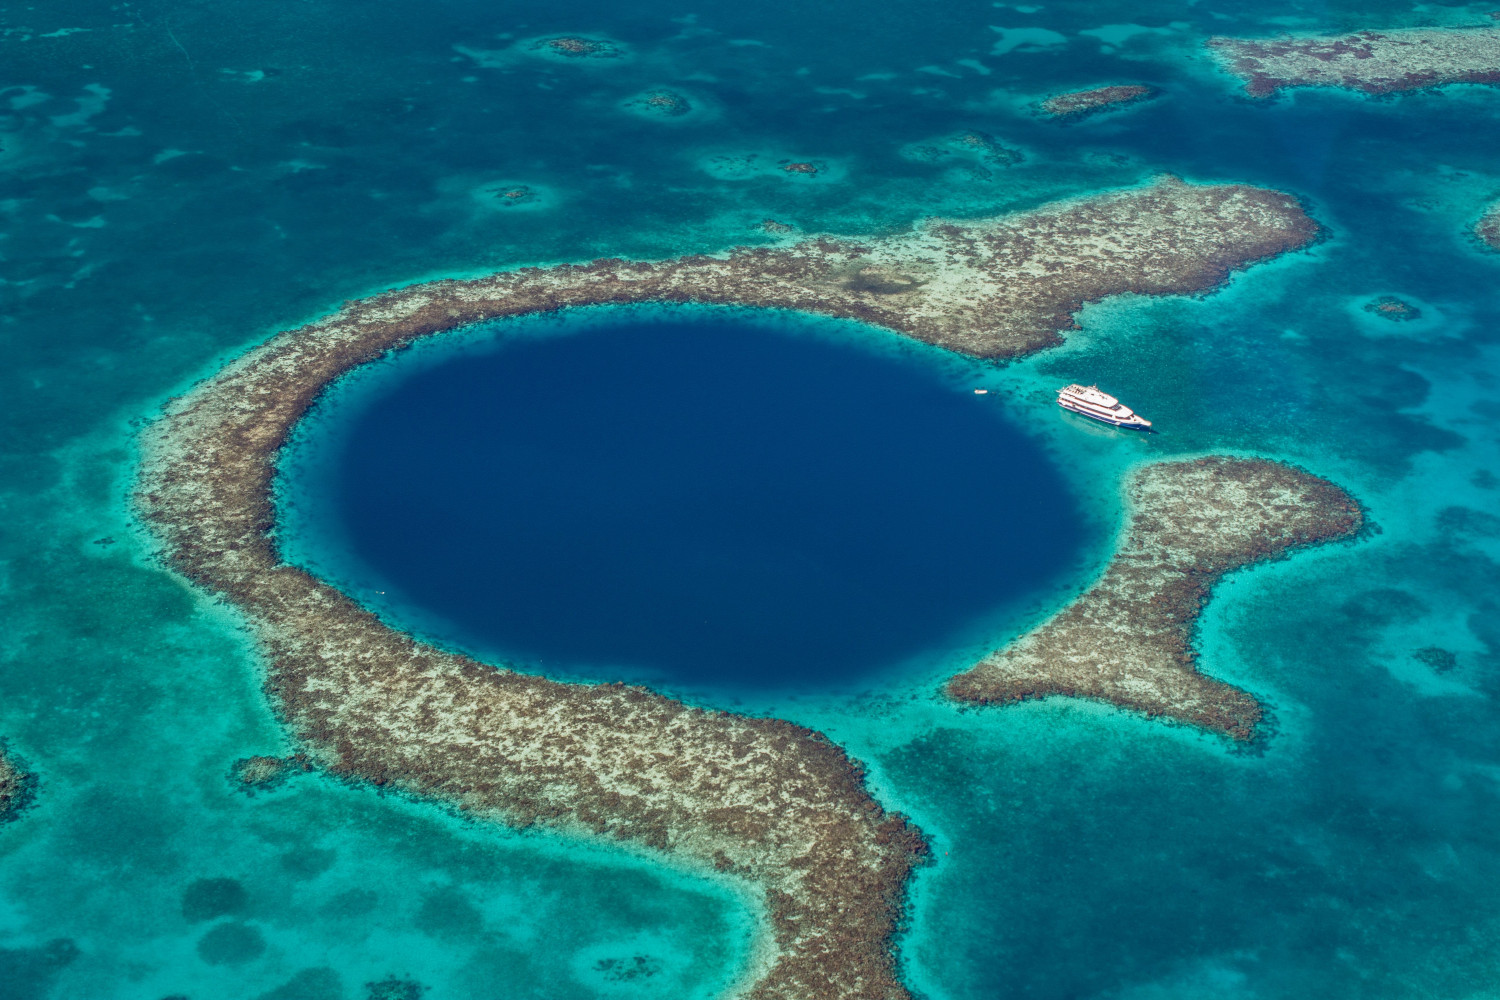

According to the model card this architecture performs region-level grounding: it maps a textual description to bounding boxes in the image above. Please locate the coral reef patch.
[779,160,822,176]
[0,938,78,997]
[0,745,35,822]
[1477,200,1500,249]
[1040,85,1155,117]
[137,179,1318,999]
[366,976,426,1000]
[197,921,267,965]
[530,36,624,60]
[182,876,249,923]
[1208,26,1500,97]
[947,458,1363,741]
[1413,646,1458,674]
[624,89,693,118]
[231,753,313,793]
[899,129,1023,180]
[256,967,343,1000]
[472,182,549,211]
[699,151,845,184]
[1363,295,1421,321]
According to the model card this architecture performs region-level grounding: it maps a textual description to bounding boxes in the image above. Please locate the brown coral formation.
[1040,84,1155,117]
[535,36,621,59]
[628,90,692,118]
[1208,26,1500,97]
[232,753,313,792]
[366,976,426,1000]
[1413,647,1457,673]
[900,130,1023,180]
[0,746,34,821]
[137,178,1318,999]
[1364,295,1421,321]
[948,458,1363,741]
[1477,201,1500,250]
[301,175,1300,361]
[492,186,536,206]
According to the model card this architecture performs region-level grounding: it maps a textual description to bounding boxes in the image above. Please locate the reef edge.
[0,744,36,822]
[1208,25,1500,97]
[1477,200,1500,250]
[1040,84,1156,117]
[946,456,1364,741]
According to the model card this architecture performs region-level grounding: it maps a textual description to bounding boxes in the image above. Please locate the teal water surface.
[3,1,1500,998]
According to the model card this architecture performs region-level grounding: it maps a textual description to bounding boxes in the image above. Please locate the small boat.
[1057,383,1152,430]
[973,388,988,395]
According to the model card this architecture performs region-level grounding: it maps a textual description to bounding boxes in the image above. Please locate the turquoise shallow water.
[4,1,1500,997]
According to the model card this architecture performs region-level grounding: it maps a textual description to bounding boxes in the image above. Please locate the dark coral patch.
[1477,201,1500,250]
[596,954,664,981]
[366,976,427,1000]
[492,185,537,207]
[901,129,1023,180]
[0,938,79,1000]
[627,90,692,117]
[1364,295,1421,321]
[255,967,343,1000]
[182,877,249,923]
[231,752,312,792]
[0,744,36,822]
[532,36,623,59]
[779,159,823,175]
[280,846,337,880]
[196,922,267,965]
[1040,84,1155,117]
[414,887,483,938]
[1413,647,1458,673]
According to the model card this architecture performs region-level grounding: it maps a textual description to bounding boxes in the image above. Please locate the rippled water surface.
[3,0,1500,997]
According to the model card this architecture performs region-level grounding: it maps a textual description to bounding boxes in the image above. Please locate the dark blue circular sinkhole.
[283,308,1088,692]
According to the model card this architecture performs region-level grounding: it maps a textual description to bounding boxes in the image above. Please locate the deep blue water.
[287,312,1087,690]
[5,1,1500,998]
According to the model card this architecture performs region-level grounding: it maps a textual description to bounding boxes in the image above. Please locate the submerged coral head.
[1041,84,1154,117]
[1364,295,1421,321]
[641,90,691,115]
[495,185,535,204]
[535,35,622,59]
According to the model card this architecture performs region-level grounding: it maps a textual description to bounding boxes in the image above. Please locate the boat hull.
[1058,400,1152,430]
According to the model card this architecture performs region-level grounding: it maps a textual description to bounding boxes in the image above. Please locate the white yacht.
[1057,384,1152,430]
